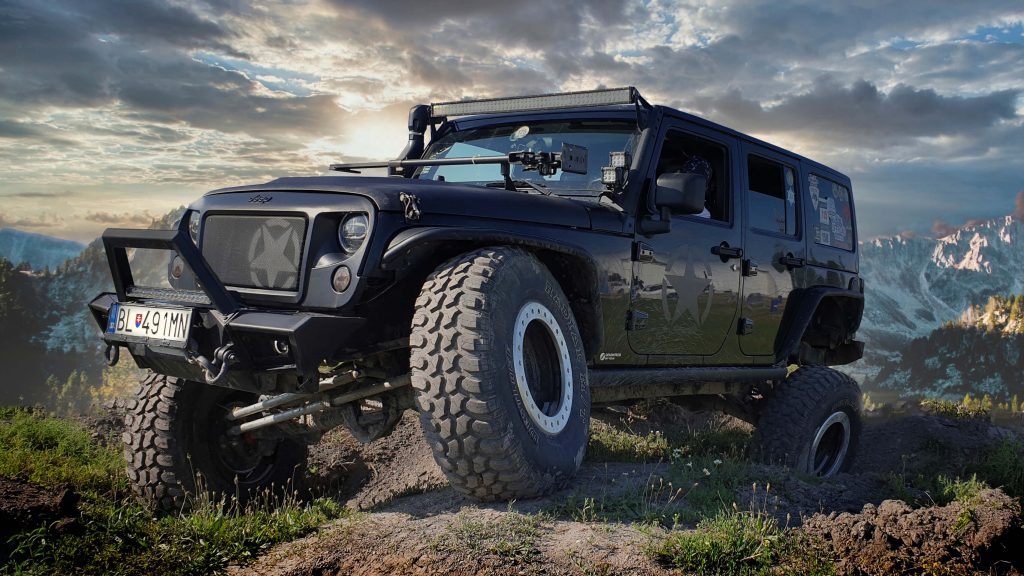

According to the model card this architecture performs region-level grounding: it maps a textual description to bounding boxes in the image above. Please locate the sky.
[0,0,1021,243]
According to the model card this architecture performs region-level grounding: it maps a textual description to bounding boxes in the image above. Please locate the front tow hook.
[187,343,237,385]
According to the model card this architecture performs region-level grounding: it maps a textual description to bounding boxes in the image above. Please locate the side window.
[655,130,730,222]
[809,174,854,251]
[747,155,798,236]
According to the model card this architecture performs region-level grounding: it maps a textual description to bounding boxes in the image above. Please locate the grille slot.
[202,215,306,291]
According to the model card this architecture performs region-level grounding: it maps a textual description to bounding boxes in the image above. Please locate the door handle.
[711,242,743,261]
[778,254,805,269]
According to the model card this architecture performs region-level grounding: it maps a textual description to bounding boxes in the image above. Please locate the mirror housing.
[654,173,706,215]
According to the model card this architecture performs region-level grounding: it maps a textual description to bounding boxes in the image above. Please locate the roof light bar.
[430,87,639,119]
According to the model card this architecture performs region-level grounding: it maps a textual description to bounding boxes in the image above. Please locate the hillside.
[869,294,1024,401]
[0,228,84,271]
[0,209,183,410]
[4,402,1024,576]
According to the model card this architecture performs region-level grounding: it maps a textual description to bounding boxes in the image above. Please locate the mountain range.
[0,228,84,271]
[857,213,1024,399]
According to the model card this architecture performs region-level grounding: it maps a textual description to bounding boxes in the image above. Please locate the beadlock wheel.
[750,365,861,478]
[410,246,591,501]
[810,410,851,477]
[512,301,574,435]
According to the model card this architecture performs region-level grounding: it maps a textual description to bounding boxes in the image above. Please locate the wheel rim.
[810,410,851,477]
[512,301,573,434]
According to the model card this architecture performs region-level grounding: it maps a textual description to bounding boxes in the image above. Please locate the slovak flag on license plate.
[135,314,143,328]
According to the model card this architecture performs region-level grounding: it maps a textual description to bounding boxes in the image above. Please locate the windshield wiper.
[485,180,551,195]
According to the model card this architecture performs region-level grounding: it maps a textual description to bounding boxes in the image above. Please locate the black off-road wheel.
[410,246,591,500]
[123,372,307,513]
[750,366,862,477]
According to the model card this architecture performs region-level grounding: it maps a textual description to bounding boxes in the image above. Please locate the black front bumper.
[90,226,365,393]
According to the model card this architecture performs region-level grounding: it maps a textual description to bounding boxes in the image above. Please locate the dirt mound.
[0,477,80,561]
[307,411,447,510]
[854,414,1017,475]
[802,488,1024,575]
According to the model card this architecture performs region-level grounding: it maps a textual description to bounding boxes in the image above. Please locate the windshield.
[416,120,638,195]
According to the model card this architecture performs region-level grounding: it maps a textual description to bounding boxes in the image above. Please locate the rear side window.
[809,174,854,251]
[747,155,797,236]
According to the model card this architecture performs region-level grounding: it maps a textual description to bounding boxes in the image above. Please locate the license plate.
[106,303,192,345]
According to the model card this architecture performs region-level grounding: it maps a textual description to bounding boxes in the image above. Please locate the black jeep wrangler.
[90,87,865,511]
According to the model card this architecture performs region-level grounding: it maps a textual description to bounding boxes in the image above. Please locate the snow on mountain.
[0,228,85,271]
[859,215,1024,346]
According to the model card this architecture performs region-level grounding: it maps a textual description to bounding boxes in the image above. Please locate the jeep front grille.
[201,215,306,291]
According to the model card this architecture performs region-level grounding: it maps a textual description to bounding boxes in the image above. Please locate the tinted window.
[747,155,797,236]
[809,174,854,251]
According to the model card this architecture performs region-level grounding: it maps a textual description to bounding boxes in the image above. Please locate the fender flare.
[773,286,864,364]
[381,226,605,358]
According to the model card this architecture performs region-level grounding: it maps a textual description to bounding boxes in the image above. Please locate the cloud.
[693,78,1019,147]
[83,210,160,227]
[0,0,1021,243]
[0,211,64,229]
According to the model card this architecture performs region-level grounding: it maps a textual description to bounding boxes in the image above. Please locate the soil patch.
[853,413,1018,475]
[0,477,80,562]
[802,488,1024,575]
[306,411,448,510]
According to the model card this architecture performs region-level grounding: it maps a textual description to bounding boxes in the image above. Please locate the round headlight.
[339,213,368,253]
[188,211,201,244]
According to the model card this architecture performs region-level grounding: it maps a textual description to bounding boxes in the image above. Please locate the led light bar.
[430,87,638,119]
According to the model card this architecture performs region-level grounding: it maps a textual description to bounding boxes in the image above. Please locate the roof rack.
[429,87,647,120]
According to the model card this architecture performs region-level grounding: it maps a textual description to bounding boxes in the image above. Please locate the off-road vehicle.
[90,87,865,511]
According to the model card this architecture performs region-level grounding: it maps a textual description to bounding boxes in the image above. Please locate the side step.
[588,366,787,403]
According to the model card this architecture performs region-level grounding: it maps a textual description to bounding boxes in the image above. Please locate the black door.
[628,125,742,361]
[739,145,807,359]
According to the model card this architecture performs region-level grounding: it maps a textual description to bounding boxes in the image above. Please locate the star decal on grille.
[247,218,301,288]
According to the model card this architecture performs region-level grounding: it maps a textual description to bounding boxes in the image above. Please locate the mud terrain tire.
[410,247,590,500]
[751,366,861,477]
[123,372,307,513]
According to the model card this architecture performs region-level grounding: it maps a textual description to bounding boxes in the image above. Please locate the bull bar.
[89,225,364,393]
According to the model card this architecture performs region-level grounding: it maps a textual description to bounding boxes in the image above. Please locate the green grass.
[0,407,347,576]
[0,407,126,493]
[645,508,835,576]
[970,439,1024,499]
[434,506,545,564]
[587,420,670,462]
[551,473,689,526]
[556,424,757,526]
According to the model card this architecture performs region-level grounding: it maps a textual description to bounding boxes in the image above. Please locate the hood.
[207,176,593,229]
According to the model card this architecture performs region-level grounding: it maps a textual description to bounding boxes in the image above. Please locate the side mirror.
[654,173,706,215]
